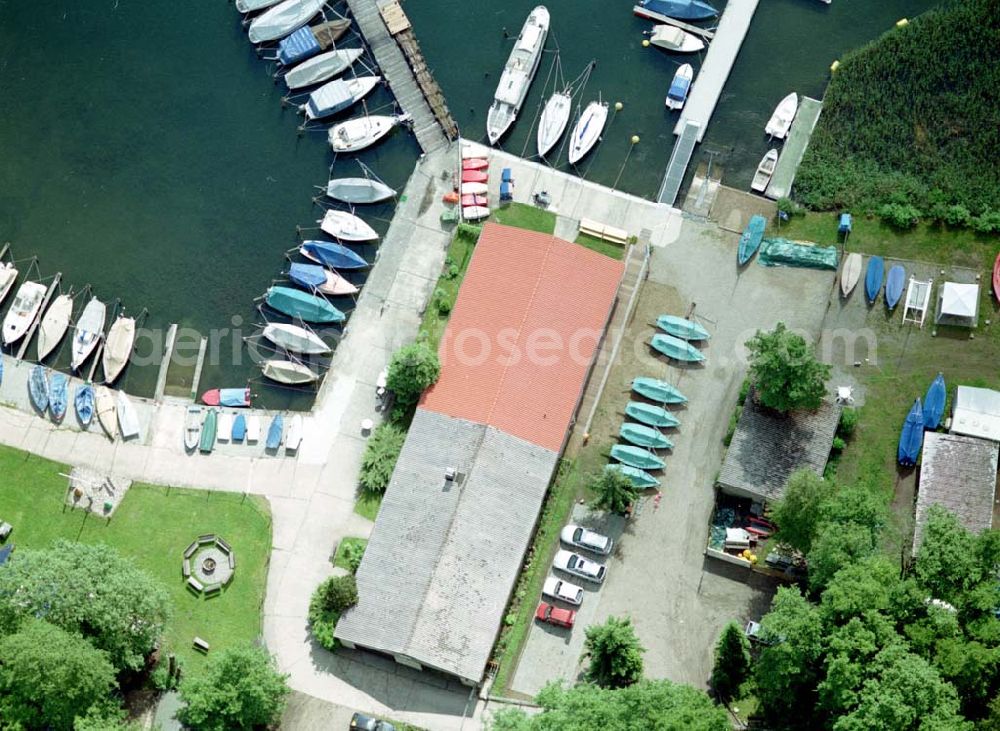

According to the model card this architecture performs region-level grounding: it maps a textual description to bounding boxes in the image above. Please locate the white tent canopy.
[936,282,979,326]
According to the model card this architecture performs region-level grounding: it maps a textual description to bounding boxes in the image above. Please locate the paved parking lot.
[511,215,834,696]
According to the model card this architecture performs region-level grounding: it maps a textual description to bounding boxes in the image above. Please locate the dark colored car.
[351,712,396,731]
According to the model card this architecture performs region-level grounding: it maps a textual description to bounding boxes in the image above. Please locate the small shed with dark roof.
[913,431,998,555]
[717,392,841,503]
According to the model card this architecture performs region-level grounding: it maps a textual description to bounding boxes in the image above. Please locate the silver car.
[553,549,606,584]
[560,524,613,555]
[542,576,584,605]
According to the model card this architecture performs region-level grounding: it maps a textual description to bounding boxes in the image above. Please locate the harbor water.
[0,0,937,407]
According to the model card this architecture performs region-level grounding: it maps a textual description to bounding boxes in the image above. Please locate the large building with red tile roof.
[337,223,624,684]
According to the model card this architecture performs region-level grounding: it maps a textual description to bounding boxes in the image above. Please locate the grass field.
[492,202,557,234]
[575,232,626,261]
[333,537,367,572]
[0,446,271,672]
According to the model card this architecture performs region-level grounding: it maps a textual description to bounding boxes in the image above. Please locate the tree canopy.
[589,468,639,514]
[178,645,290,731]
[582,616,645,689]
[710,621,751,701]
[745,323,831,413]
[489,679,729,731]
[359,422,406,494]
[386,341,441,413]
[772,469,831,553]
[0,539,171,671]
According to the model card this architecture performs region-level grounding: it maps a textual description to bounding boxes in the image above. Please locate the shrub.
[972,209,1000,234]
[832,436,847,452]
[838,407,858,437]
[433,287,452,315]
[320,575,358,613]
[878,203,921,229]
[590,469,640,514]
[359,422,406,494]
[944,204,971,227]
[386,341,441,413]
[776,197,803,219]
[338,539,366,574]
[308,576,358,651]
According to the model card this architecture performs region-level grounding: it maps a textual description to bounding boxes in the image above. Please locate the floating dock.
[346,0,457,153]
[765,97,823,200]
[632,5,715,40]
[658,120,701,206]
[673,0,760,143]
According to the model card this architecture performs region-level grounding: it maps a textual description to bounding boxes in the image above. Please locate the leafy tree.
[772,469,830,553]
[308,575,358,651]
[319,574,358,613]
[0,540,171,671]
[386,341,440,412]
[820,556,899,625]
[590,468,639,514]
[944,204,972,227]
[745,322,831,413]
[915,506,983,604]
[489,679,729,731]
[838,407,858,437]
[359,422,406,494]
[178,645,289,731]
[878,202,922,229]
[754,587,826,723]
[582,616,645,688]
[807,521,878,591]
[817,615,900,717]
[710,621,750,701]
[0,619,118,731]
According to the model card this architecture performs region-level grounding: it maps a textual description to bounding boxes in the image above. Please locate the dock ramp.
[658,120,701,206]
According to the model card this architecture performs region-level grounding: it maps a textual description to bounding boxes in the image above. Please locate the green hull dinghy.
[611,444,665,470]
[651,333,705,362]
[656,314,710,340]
[606,464,660,489]
[620,422,673,449]
[632,376,687,404]
[625,401,680,428]
[199,409,218,453]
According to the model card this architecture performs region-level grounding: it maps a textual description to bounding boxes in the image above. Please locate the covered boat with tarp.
[758,238,839,271]
[923,373,946,430]
[898,398,924,467]
[278,19,352,65]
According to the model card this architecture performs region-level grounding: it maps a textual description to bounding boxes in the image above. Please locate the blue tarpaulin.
[279,27,320,66]
[838,213,852,233]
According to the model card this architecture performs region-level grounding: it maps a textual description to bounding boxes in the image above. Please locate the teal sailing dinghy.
[631,376,687,404]
[651,333,705,362]
[625,401,679,428]
[611,444,665,470]
[606,463,660,489]
[656,315,710,341]
[620,422,672,449]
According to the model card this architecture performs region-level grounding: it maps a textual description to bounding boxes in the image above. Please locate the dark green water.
[0,0,936,406]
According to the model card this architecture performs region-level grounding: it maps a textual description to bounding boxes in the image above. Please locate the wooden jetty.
[765,97,823,200]
[155,324,177,402]
[345,0,457,153]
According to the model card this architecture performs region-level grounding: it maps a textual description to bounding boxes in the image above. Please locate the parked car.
[351,712,396,731]
[560,524,613,555]
[542,576,584,605]
[553,549,606,584]
[535,601,576,628]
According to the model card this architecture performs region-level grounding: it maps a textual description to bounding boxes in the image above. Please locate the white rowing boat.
[263,323,331,355]
[326,177,396,204]
[184,406,202,451]
[463,206,490,221]
[248,0,325,44]
[486,6,551,144]
[96,386,117,440]
[461,182,488,196]
[537,90,572,158]
[117,390,139,440]
[246,414,262,442]
[567,100,609,165]
[102,316,136,384]
[319,210,378,242]
[2,281,47,346]
[71,297,107,371]
[328,114,409,153]
[751,149,779,192]
[262,359,320,385]
[765,92,798,140]
[36,293,73,360]
[286,48,364,90]
[285,414,304,452]
[217,411,232,442]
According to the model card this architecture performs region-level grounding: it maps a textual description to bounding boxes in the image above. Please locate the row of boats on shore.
[26,361,140,440]
[185,398,303,454]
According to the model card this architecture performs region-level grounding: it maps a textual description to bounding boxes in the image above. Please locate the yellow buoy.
[896,18,909,27]
[615,102,624,112]
[631,135,640,144]
[830,60,840,73]
[642,39,650,47]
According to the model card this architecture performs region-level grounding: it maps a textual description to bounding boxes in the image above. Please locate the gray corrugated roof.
[718,391,841,502]
[335,408,558,683]
[913,432,998,554]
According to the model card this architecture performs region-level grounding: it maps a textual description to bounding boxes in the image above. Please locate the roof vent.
[444,467,457,481]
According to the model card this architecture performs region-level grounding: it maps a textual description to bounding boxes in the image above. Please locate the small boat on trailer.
[319,210,378,242]
[620,422,673,449]
[567,100,609,165]
[263,323,331,355]
[49,373,68,422]
[300,240,368,270]
[651,333,705,362]
[36,294,74,361]
[631,376,687,404]
[103,316,136,384]
[95,386,117,440]
[75,384,95,427]
[2,281,47,345]
[202,388,251,408]
[649,25,704,53]
[199,409,217,453]
[611,444,665,470]
[285,48,364,90]
[326,177,396,205]
[302,75,381,121]
[606,463,660,489]
[328,114,410,153]
[289,262,358,297]
[29,365,49,413]
[248,0,325,44]
[765,92,798,140]
[656,314,709,341]
[738,215,766,266]
[262,359,320,385]
[751,149,779,193]
[537,90,572,158]
[626,401,680,428]
[840,253,862,297]
[664,63,694,111]
[184,406,202,450]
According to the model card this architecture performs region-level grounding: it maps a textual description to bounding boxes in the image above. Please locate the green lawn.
[419,224,480,350]
[575,232,626,261]
[353,489,382,522]
[333,537,367,572]
[0,446,271,672]
[492,202,557,234]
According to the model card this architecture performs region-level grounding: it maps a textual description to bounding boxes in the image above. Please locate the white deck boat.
[567,100,609,165]
[537,90,572,158]
[765,92,798,140]
[486,6,550,144]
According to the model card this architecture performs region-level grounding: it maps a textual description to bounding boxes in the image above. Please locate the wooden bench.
[579,217,628,245]
[183,542,198,559]
[182,559,191,578]
[187,577,204,593]
[193,637,210,653]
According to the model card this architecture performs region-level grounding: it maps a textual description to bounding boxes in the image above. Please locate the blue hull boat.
[75,384,95,427]
[865,256,884,304]
[29,365,49,413]
[231,414,247,443]
[267,414,284,449]
[923,373,946,430]
[738,215,766,266]
[898,398,924,467]
[300,240,368,270]
[49,373,68,421]
[635,0,717,20]
[885,264,905,310]
[266,286,346,323]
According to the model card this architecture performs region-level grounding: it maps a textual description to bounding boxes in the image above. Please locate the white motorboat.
[236,0,284,13]
[96,386,117,440]
[765,92,798,140]
[328,114,409,153]
[71,297,107,371]
[36,293,73,360]
[285,414,304,452]
[486,6,551,144]
[263,323,331,355]
[303,75,381,121]
[751,149,779,192]
[285,48,363,90]
[246,414,262,442]
[2,281,47,345]
[460,182,488,196]
[116,390,139,440]
[537,90,572,158]
[463,206,490,221]
[665,63,694,111]
[649,25,705,52]
[567,100,609,165]
[319,210,378,242]
[0,263,18,305]
[184,406,202,451]
[102,316,136,384]
[326,177,396,204]
[262,359,320,385]
[247,0,325,44]
[217,412,233,442]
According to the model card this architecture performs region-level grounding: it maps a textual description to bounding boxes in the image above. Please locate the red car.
[535,601,576,628]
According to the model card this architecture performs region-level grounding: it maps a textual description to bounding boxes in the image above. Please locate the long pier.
[765,97,823,200]
[658,120,701,206]
[345,0,456,153]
